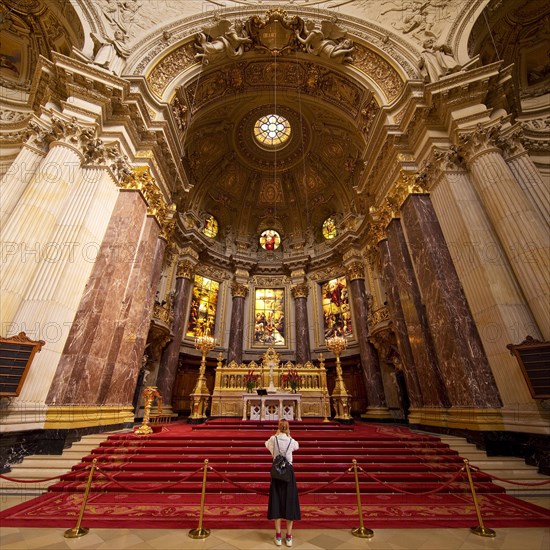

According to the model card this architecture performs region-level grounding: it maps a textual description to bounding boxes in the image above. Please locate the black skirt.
[267,464,301,521]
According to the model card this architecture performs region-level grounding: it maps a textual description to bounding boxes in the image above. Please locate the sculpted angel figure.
[295,19,354,64]
[195,18,252,64]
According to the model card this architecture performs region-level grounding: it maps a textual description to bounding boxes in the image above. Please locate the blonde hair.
[277,419,290,435]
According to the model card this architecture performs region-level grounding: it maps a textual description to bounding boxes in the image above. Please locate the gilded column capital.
[346,260,366,281]
[122,167,177,240]
[176,259,195,279]
[231,282,249,298]
[457,122,502,163]
[291,283,309,299]
[390,170,428,209]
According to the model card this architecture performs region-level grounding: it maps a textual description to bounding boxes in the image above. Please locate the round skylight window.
[254,114,291,147]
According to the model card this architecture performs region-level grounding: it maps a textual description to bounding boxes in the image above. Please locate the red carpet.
[1,419,549,529]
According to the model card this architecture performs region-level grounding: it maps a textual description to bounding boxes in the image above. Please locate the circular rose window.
[254,114,291,147]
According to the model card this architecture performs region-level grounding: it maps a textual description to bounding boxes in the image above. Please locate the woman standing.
[265,419,301,547]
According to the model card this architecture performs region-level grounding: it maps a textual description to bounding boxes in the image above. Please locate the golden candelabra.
[326,335,351,421]
[189,330,216,421]
[135,386,162,435]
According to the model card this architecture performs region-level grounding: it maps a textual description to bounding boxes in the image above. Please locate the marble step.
[436,434,550,497]
[0,433,117,496]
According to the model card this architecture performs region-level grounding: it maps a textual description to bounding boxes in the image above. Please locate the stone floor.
[1,495,549,549]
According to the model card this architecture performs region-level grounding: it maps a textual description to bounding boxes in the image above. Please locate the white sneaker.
[285,536,293,547]
[274,535,282,546]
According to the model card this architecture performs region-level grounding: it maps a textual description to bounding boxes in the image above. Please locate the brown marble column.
[100,217,167,405]
[400,193,501,408]
[227,282,248,365]
[346,260,389,416]
[156,260,196,405]
[383,220,449,408]
[378,237,425,409]
[291,283,311,365]
[46,189,149,405]
[459,124,550,339]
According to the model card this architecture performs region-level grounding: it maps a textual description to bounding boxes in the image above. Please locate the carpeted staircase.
[1,419,549,529]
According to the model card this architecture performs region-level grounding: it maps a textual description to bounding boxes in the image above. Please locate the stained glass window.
[259,229,281,250]
[202,214,218,238]
[254,288,285,346]
[322,217,337,240]
[254,114,291,146]
[321,276,352,338]
[186,275,219,337]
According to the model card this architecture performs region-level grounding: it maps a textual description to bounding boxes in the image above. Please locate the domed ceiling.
[179,56,376,255]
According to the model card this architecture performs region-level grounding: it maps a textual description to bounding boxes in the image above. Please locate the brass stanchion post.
[351,459,374,538]
[464,459,496,537]
[322,388,330,422]
[188,459,211,539]
[64,458,97,538]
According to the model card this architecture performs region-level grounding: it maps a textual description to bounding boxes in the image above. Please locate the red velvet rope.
[298,469,351,495]
[467,463,550,486]
[208,465,270,495]
[93,464,204,493]
[357,465,467,495]
[0,472,66,483]
[208,464,352,496]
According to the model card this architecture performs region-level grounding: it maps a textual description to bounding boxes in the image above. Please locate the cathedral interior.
[0,0,549,474]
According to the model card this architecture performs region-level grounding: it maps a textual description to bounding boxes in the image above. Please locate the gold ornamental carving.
[353,43,404,102]
[291,283,309,299]
[122,167,177,240]
[346,261,365,281]
[176,259,195,279]
[231,282,248,298]
[148,41,196,98]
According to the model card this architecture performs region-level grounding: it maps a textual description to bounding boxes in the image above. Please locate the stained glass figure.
[321,276,352,338]
[254,288,285,346]
[202,214,218,238]
[322,216,337,239]
[259,229,281,250]
[186,275,219,338]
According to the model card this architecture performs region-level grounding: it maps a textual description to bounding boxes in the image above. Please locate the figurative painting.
[202,214,218,238]
[259,229,281,251]
[254,288,285,346]
[321,276,352,338]
[186,275,219,338]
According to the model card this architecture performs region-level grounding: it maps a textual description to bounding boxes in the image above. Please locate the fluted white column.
[0,143,83,327]
[459,127,550,339]
[13,167,118,405]
[0,144,46,224]
[430,163,541,407]
[504,146,550,229]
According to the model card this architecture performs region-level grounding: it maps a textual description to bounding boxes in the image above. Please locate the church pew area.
[1,419,549,529]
